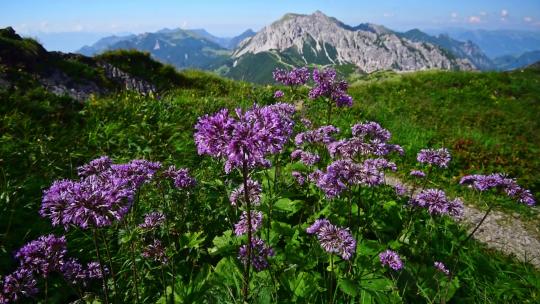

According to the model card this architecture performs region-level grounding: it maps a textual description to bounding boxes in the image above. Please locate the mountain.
[426,29,540,58]
[493,50,540,71]
[185,28,255,49]
[398,29,494,70]
[223,11,474,83]
[77,29,231,70]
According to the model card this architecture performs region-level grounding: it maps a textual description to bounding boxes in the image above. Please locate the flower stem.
[124,221,140,304]
[241,158,252,302]
[326,99,333,125]
[92,229,110,304]
[100,230,118,303]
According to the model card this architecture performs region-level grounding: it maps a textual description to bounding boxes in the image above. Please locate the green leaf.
[274,198,303,215]
[180,231,206,249]
[338,278,360,297]
[208,230,236,255]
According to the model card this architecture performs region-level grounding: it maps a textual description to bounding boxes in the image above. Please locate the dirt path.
[385,176,540,268]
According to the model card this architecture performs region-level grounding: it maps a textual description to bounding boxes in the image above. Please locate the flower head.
[417,148,451,168]
[77,156,112,177]
[410,170,426,178]
[163,165,196,189]
[410,189,464,217]
[306,218,356,260]
[15,235,67,278]
[1,268,38,302]
[238,238,274,271]
[142,239,167,264]
[291,149,320,166]
[460,173,536,206]
[309,68,353,107]
[273,90,284,99]
[229,179,262,206]
[138,212,166,230]
[291,171,306,185]
[273,67,310,86]
[195,104,295,173]
[295,125,340,146]
[379,250,403,270]
[434,261,450,275]
[234,211,263,236]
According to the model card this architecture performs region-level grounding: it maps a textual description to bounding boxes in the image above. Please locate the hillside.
[493,50,540,71]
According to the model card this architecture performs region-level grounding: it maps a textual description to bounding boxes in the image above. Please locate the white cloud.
[468,16,481,24]
[450,12,458,19]
[383,12,394,18]
[524,16,533,23]
[479,11,487,16]
[501,9,509,17]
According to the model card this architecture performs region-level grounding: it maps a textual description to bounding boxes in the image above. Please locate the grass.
[343,69,540,219]
[1,58,540,302]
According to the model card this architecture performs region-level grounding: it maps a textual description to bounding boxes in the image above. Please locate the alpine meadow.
[1,2,540,303]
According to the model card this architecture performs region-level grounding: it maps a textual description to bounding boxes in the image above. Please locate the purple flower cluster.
[61,259,107,285]
[77,155,113,177]
[328,122,403,159]
[41,174,134,229]
[292,171,306,185]
[395,184,408,196]
[238,238,274,271]
[109,159,162,189]
[142,239,168,264]
[312,159,396,198]
[434,261,450,275]
[410,189,464,217]
[42,157,166,230]
[234,211,263,236]
[194,104,295,173]
[273,90,284,99]
[309,68,353,107]
[15,235,67,278]
[379,250,403,270]
[410,170,426,178]
[163,165,196,189]
[2,234,106,301]
[229,179,262,206]
[307,219,356,260]
[291,149,320,166]
[138,212,166,230]
[272,67,310,86]
[417,148,451,168]
[460,173,535,206]
[1,268,38,303]
[295,125,340,146]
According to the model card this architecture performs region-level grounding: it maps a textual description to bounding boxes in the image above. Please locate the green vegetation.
[344,69,540,217]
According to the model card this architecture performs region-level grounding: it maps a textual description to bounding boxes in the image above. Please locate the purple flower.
[1,268,38,302]
[417,148,451,168]
[229,179,262,206]
[273,67,310,86]
[138,212,166,229]
[142,239,167,264]
[291,149,320,166]
[110,159,162,189]
[194,104,295,173]
[15,235,67,278]
[292,171,306,185]
[351,122,391,142]
[238,238,274,271]
[273,90,284,99]
[300,118,312,128]
[86,262,108,279]
[41,173,135,229]
[379,250,403,270]
[295,125,340,146]
[410,170,426,178]
[163,165,196,189]
[307,218,356,260]
[460,173,536,206]
[395,184,408,196]
[234,211,263,236]
[434,261,450,275]
[77,156,112,177]
[60,258,87,285]
[410,189,464,217]
[309,68,353,107]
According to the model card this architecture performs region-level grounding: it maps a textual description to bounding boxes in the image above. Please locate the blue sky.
[2,0,540,51]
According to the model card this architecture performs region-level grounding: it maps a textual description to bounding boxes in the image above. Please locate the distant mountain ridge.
[493,50,540,71]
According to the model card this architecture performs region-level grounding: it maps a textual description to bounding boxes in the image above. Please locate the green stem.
[92,229,110,304]
[326,99,333,125]
[241,157,252,303]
